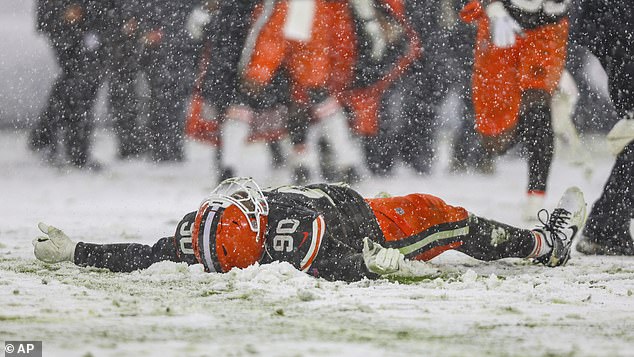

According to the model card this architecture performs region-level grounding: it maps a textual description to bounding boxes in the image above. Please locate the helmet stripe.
[200,203,225,273]
[202,209,218,273]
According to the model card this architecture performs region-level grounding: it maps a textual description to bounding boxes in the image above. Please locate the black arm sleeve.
[73,237,188,272]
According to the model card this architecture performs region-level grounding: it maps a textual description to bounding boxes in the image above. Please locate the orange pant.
[469,8,569,137]
[366,194,469,261]
[242,0,354,103]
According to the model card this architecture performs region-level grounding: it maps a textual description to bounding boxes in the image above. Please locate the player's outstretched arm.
[33,223,190,272]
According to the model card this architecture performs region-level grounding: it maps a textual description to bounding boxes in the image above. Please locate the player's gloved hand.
[350,0,387,60]
[32,223,77,264]
[186,5,212,41]
[362,237,405,275]
[485,1,523,48]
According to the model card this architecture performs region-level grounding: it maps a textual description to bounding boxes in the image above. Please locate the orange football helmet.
[192,177,269,273]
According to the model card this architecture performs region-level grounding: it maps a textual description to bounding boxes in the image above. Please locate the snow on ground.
[1,128,634,357]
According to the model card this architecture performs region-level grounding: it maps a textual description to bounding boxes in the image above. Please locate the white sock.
[528,230,552,258]
[312,97,361,167]
[221,118,251,173]
[289,144,310,168]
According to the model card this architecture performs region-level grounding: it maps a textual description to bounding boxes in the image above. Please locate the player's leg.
[458,215,541,260]
[218,0,287,178]
[575,32,634,255]
[464,187,586,267]
[311,96,363,183]
[367,187,586,267]
[286,100,312,184]
[30,72,65,161]
[30,37,73,163]
[577,142,634,255]
[602,52,634,120]
[240,0,287,90]
[516,19,569,219]
[295,1,361,183]
[218,104,254,180]
[110,59,142,159]
[366,194,470,261]
[64,47,103,169]
[471,18,523,160]
[515,88,554,219]
[367,194,537,262]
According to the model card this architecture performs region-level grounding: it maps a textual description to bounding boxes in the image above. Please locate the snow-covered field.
[1,129,634,357]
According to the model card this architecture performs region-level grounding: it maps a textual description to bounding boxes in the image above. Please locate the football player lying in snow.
[33,178,587,282]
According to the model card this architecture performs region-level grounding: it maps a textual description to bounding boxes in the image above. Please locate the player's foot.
[522,191,546,222]
[317,138,338,182]
[29,127,52,152]
[293,165,311,185]
[219,167,235,183]
[448,157,468,174]
[320,162,338,182]
[533,187,587,267]
[576,233,634,256]
[410,159,432,176]
[151,148,184,163]
[70,158,104,172]
[476,153,496,175]
[269,141,285,169]
[340,166,361,184]
[117,141,145,160]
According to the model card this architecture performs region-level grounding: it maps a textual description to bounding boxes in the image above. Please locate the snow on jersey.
[260,184,383,280]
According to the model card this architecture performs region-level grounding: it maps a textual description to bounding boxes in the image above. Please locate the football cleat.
[534,187,587,267]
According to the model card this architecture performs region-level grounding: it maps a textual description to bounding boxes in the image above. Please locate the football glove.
[32,223,76,264]
[485,1,523,48]
[186,6,212,41]
[362,237,405,275]
[350,0,387,60]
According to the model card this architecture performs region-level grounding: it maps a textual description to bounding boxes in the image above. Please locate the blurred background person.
[461,0,571,220]
[362,0,489,177]
[442,0,493,175]
[238,0,368,185]
[102,1,145,160]
[184,1,291,183]
[30,0,108,169]
[135,0,198,162]
[572,0,634,255]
